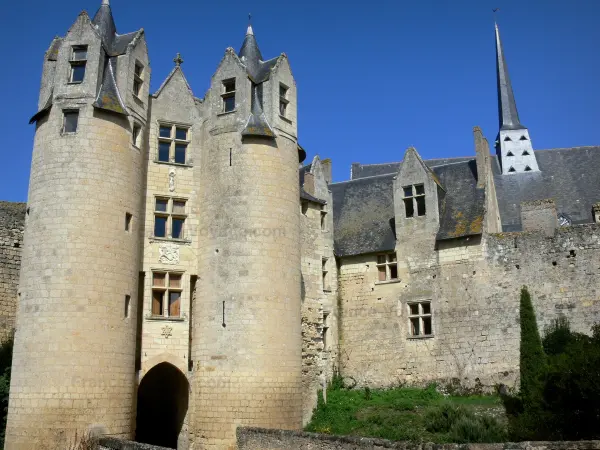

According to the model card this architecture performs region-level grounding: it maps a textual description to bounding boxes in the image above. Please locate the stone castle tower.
[6,1,306,449]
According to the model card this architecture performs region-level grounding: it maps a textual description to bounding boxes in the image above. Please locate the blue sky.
[1,0,599,202]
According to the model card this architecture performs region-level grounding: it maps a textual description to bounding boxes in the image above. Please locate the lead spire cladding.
[495,22,524,131]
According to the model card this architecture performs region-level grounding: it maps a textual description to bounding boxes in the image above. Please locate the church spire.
[495,22,524,131]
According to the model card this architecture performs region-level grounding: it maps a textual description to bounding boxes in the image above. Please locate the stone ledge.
[237,427,600,450]
[98,437,172,450]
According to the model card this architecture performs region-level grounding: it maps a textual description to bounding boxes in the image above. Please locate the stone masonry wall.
[237,428,600,450]
[339,224,600,390]
[0,202,26,341]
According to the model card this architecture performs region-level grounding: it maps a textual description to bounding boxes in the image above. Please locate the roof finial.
[102,0,110,5]
[174,53,184,67]
[247,13,254,35]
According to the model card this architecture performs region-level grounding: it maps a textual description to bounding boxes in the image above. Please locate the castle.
[0,1,599,449]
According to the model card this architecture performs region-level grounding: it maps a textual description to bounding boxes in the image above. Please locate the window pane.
[377,255,386,264]
[416,196,426,216]
[73,47,87,61]
[415,184,425,195]
[389,264,398,280]
[155,198,168,212]
[403,186,413,197]
[423,317,432,335]
[409,304,419,315]
[224,95,235,112]
[153,272,166,287]
[279,101,287,117]
[404,198,414,218]
[133,79,142,96]
[152,290,163,316]
[169,274,182,288]
[64,111,79,133]
[159,126,171,138]
[135,64,143,77]
[422,303,431,315]
[388,253,397,262]
[71,64,86,83]
[280,85,288,98]
[174,144,187,164]
[224,80,235,93]
[172,201,186,215]
[410,317,420,336]
[154,216,167,237]
[158,142,170,162]
[378,266,386,282]
[172,218,185,239]
[169,291,181,317]
[175,128,188,140]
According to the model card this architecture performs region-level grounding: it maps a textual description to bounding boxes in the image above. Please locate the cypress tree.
[519,286,546,413]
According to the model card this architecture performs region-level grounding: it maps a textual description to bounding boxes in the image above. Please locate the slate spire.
[239,22,263,78]
[92,0,117,46]
[495,22,524,131]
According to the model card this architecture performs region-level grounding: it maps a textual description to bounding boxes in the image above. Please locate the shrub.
[425,403,469,433]
[450,415,506,443]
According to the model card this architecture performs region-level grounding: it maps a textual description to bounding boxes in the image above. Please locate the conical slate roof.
[495,23,525,131]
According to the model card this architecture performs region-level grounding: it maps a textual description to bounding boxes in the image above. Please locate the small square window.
[407,301,433,337]
[376,253,398,282]
[159,126,172,138]
[415,184,425,195]
[63,110,79,133]
[152,272,184,318]
[155,198,168,212]
[70,65,86,83]
[72,46,88,61]
[175,127,188,140]
[223,79,236,93]
[172,218,185,239]
[172,200,186,215]
[69,46,87,84]
[403,186,413,197]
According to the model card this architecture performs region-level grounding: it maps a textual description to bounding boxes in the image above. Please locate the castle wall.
[339,225,600,390]
[0,202,25,342]
[300,191,338,425]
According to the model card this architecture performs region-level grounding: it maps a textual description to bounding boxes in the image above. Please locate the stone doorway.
[136,362,189,449]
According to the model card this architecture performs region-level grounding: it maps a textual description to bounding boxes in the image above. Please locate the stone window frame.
[132,122,143,148]
[322,311,331,352]
[403,184,426,218]
[320,203,328,232]
[279,82,290,118]
[156,122,191,166]
[62,109,79,134]
[133,60,144,99]
[221,78,236,113]
[68,45,87,84]
[151,271,184,318]
[322,257,331,292]
[407,300,433,339]
[376,253,398,282]
[153,196,188,241]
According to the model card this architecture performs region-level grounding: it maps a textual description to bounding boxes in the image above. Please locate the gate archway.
[136,362,189,448]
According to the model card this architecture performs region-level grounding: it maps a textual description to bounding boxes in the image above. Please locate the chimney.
[593,202,600,224]
[520,199,557,236]
[321,158,332,184]
[474,126,489,189]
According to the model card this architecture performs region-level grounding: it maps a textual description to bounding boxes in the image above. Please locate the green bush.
[450,415,506,443]
[425,403,469,433]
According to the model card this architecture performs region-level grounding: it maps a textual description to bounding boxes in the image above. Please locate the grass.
[305,383,507,443]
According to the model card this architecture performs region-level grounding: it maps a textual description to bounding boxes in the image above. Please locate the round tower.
[5,3,149,447]
[192,27,303,448]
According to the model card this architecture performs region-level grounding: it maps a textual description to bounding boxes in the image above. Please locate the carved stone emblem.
[557,213,572,227]
[169,167,176,192]
[161,325,173,339]
[159,244,180,265]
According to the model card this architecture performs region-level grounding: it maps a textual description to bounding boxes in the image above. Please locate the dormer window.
[69,45,87,83]
[279,83,289,118]
[133,62,144,98]
[403,184,426,218]
[222,79,236,113]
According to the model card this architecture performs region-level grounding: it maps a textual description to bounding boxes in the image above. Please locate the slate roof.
[333,146,600,256]
[331,174,396,256]
[433,161,485,240]
[492,146,600,231]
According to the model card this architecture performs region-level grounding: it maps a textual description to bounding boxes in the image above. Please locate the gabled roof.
[153,65,195,99]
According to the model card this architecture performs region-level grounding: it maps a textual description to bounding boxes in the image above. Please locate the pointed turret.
[92,0,117,47]
[495,23,523,131]
[494,22,540,175]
